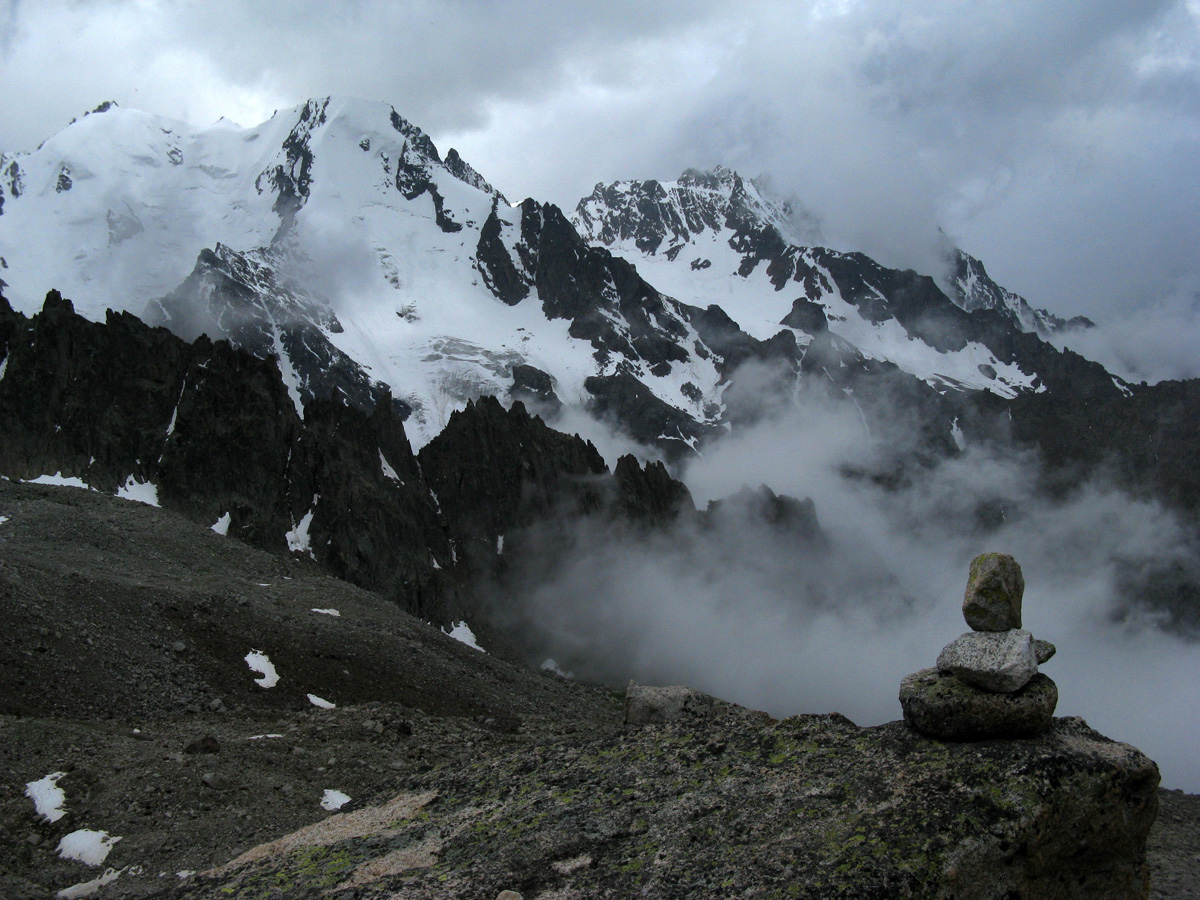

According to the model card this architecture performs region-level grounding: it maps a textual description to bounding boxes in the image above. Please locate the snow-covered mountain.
[0,96,1119,458]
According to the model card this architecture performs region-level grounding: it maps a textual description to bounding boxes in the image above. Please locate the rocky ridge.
[0,290,705,633]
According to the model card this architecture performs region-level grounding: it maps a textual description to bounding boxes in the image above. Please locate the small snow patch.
[247,734,284,740]
[287,496,318,556]
[211,512,231,535]
[320,789,351,811]
[496,534,505,555]
[950,417,966,451]
[379,450,402,483]
[0,515,9,526]
[116,475,160,507]
[445,621,484,652]
[26,771,68,822]
[244,650,280,688]
[56,868,122,899]
[311,608,341,617]
[176,870,196,879]
[307,693,336,709]
[28,472,90,490]
[58,829,121,866]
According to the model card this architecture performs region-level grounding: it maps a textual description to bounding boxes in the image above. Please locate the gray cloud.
[492,386,1200,791]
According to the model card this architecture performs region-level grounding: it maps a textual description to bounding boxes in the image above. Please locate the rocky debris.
[936,628,1038,692]
[623,682,715,726]
[166,706,1159,900]
[900,668,1059,740]
[963,551,1025,631]
[902,553,1058,739]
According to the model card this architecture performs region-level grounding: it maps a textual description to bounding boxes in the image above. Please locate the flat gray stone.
[899,668,1058,740]
[963,552,1024,631]
[937,629,1037,693]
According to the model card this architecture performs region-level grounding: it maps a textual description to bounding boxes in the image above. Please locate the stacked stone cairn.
[900,552,1059,740]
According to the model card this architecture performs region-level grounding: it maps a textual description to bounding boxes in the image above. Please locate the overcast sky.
[1,0,1198,334]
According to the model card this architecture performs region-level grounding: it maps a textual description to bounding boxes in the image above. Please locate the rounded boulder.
[963,552,1024,632]
[899,668,1057,741]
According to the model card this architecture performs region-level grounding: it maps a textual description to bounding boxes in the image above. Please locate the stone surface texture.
[938,628,1039,693]
[1034,638,1057,664]
[901,667,1058,740]
[964,551,1025,631]
[176,708,1157,900]
[624,682,715,726]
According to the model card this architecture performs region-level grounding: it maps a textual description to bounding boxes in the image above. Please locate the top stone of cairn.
[963,552,1024,631]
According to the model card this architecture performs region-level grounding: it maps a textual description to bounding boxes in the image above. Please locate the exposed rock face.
[508,363,561,416]
[964,551,1025,631]
[937,628,1038,692]
[417,396,609,564]
[145,243,403,418]
[613,454,694,524]
[0,293,700,632]
[172,704,1159,900]
[623,681,714,726]
[900,668,1058,740]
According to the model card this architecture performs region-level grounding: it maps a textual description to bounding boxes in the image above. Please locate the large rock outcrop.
[170,700,1160,900]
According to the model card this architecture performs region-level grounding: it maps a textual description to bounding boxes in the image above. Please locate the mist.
[489,381,1200,792]
[1050,278,1200,384]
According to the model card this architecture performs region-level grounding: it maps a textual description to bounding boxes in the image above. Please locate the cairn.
[900,552,1058,740]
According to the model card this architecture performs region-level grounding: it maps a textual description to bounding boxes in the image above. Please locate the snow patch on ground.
[496,534,504,555]
[0,515,9,526]
[307,694,336,709]
[445,621,484,652]
[320,789,351,811]
[25,771,68,822]
[211,512,231,535]
[56,868,123,899]
[311,608,341,616]
[57,829,121,866]
[286,497,317,556]
[950,418,966,450]
[28,473,91,490]
[247,734,284,740]
[244,650,279,688]
[379,451,401,482]
[116,476,159,507]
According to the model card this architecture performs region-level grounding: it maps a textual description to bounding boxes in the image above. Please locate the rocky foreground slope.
[1,480,1195,900]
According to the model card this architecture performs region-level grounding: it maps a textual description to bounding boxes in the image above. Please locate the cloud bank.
[490,385,1200,791]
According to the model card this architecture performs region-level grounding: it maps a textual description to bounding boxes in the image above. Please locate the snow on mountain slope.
[572,167,1040,399]
[0,98,731,451]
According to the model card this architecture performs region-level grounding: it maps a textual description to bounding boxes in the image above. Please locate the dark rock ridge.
[0,290,711,633]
